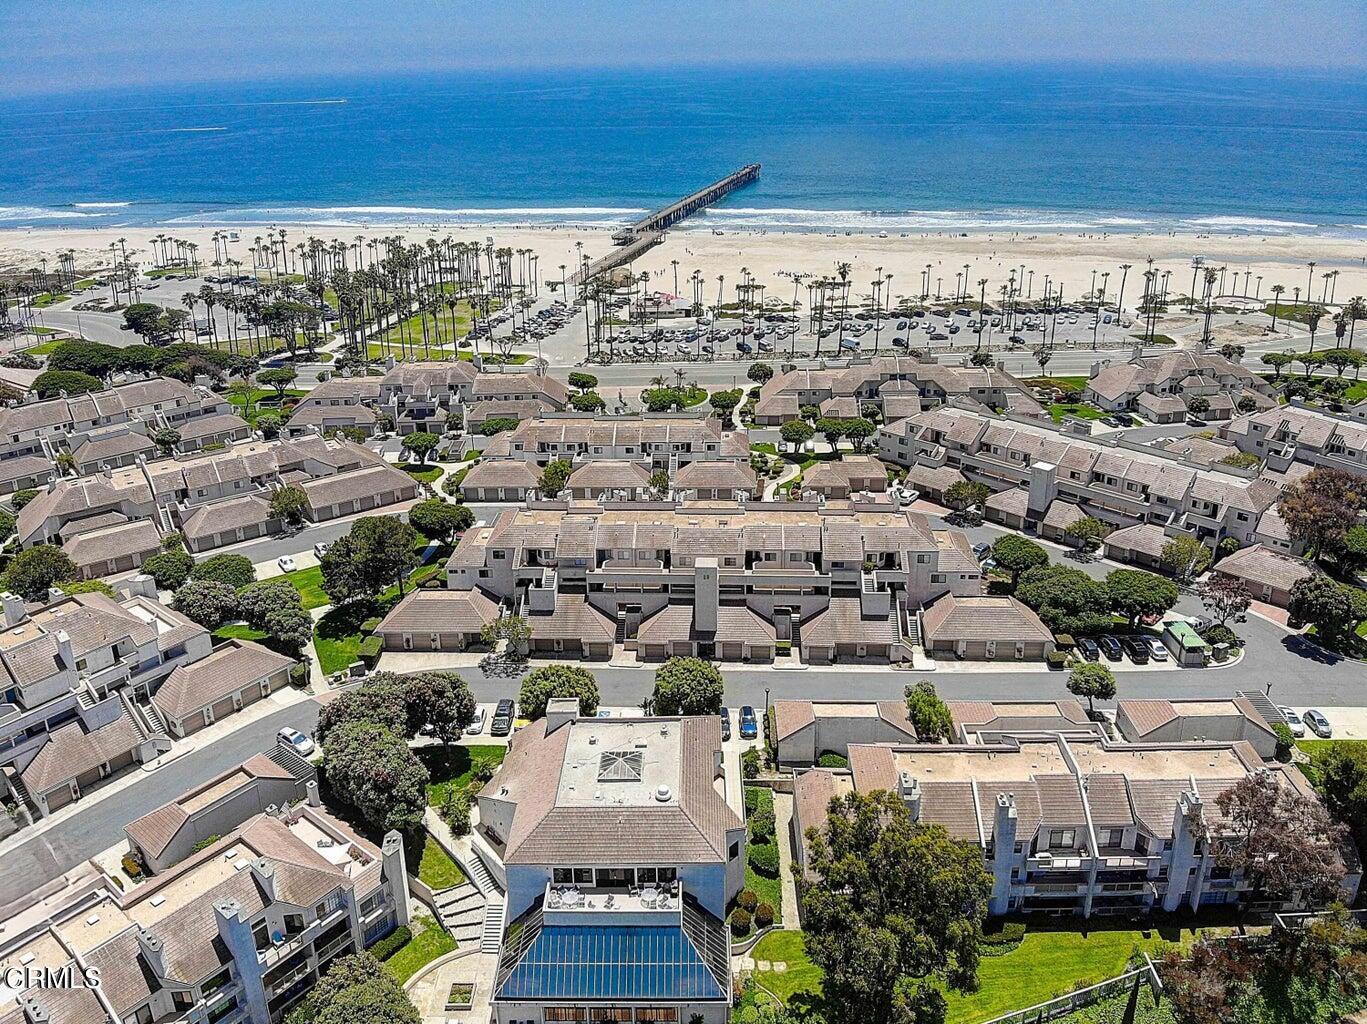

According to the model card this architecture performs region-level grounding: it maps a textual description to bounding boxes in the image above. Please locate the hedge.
[369,925,412,961]
[748,843,779,878]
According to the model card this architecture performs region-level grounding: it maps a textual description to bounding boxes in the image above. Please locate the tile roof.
[21,706,144,793]
[300,463,416,510]
[567,460,652,490]
[151,640,295,721]
[673,460,758,491]
[375,588,500,636]
[460,459,539,489]
[636,603,776,646]
[802,598,899,647]
[180,494,274,539]
[527,594,616,645]
[1214,543,1315,592]
[62,519,161,570]
[921,594,1053,644]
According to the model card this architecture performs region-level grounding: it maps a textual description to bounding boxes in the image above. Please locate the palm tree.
[1345,296,1366,349]
[1269,285,1285,331]
[834,262,851,351]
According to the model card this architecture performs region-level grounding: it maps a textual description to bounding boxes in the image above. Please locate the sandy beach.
[3,224,1365,307]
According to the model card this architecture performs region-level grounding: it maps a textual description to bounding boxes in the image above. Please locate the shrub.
[748,843,779,877]
[753,902,775,929]
[980,921,1027,952]
[744,788,760,813]
[736,889,759,913]
[358,635,383,662]
[748,805,775,843]
[471,752,501,782]
[1273,723,1295,763]
[741,748,760,779]
[142,550,194,590]
[1199,623,1241,649]
[189,553,256,589]
[361,616,382,634]
[367,925,412,962]
[817,753,849,768]
[1046,650,1070,670]
[730,909,751,936]
[10,489,38,511]
[441,790,471,836]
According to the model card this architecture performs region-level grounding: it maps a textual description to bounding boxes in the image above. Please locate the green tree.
[269,484,309,526]
[321,516,419,603]
[709,389,743,417]
[257,367,297,402]
[1063,515,1109,553]
[404,671,477,748]
[45,339,124,376]
[815,417,846,448]
[316,674,411,743]
[780,419,815,452]
[0,508,14,543]
[803,789,992,1024]
[1260,351,1293,380]
[9,489,38,511]
[255,411,282,439]
[237,580,312,652]
[1067,662,1116,713]
[747,362,774,385]
[1186,395,1210,418]
[904,680,952,741]
[1105,568,1179,628]
[400,431,441,464]
[323,719,429,834]
[649,657,724,716]
[407,499,470,543]
[480,613,531,652]
[151,427,181,456]
[3,545,77,600]
[1288,574,1358,643]
[476,417,519,436]
[1277,466,1367,559]
[141,550,194,590]
[843,417,875,452]
[1015,564,1113,636]
[518,665,601,719]
[567,371,599,392]
[121,303,175,344]
[286,951,420,1024]
[539,457,573,497]
[989,535,1048,588]
[33,370,103,399]
[648,468,670,497]
[944,480,990,517]
[189,553,256,589]
[1159,534,1212,583]
[170,580,241,628]
[570,391,606,413]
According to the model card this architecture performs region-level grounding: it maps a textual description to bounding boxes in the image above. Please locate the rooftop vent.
[655,784,673,803]
[150,896,166,908]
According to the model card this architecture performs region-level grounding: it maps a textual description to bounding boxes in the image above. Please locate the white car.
[465,706,488,735]
[277,555,296,573]
[1278,706,1306,738]
[313,543,330,559]
[278,727,315,757]
[1145,637,1169,662]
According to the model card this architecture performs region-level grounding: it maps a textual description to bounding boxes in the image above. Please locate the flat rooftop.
[52,896,134,956]
[1166,700,1243,717]
[557,719,684,809]
[891,740,1072,783]
[811,702,885,718]
[1070,741,1250,781]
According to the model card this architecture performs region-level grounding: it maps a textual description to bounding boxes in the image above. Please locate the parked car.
[1304,709,1332,738]
[1121,636,1150,664]
[720,707,732,742]
[972,542,992,561]
[1077,637,1100,662]
[1098,635,1123,661]
[1146,637,1169,662]
[1278,706,1306,738]
[491,699,515,736]
[277,555,296,572]
[278,727,315,757]
[313,542,330,558]
[466,706,488,735]
[739,705,758,740]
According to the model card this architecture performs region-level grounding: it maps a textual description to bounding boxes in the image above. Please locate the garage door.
[211,696,236,721]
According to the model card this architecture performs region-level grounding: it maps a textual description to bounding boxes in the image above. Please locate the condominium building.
[1221,401,1367,476]
[791,731,1358,918]
[1084,351,1276,422]
[0,588,212,817]
[475,699,741,1024]
[442,500,983,664]
[879,406,1292,549]
[752,356,1046,425]
[0,800,410,1024]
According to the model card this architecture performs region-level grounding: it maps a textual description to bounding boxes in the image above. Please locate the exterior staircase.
[904,608,921,646]
[463,848,500,897]
[265,742,317,781]
[433,882,486,946]
[789,612,802,650]
[615,612,627,645]
[480,900,506,953]
[156,504,176,535]
[75,685,98,711]
[137,699,170,737]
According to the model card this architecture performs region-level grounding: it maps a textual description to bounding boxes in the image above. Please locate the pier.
[570,163,760,286]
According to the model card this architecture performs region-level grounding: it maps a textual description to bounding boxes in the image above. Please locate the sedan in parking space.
[1278,706,1305,738]
[1304,709,1332,738]
[465,706,488,735]
[739,705,758,740]
[277,727,315,757]
[1098,635,1123,661]
[1077,637,1100,662]
[277,555,296,572]
[1145,637,1169,662]
[720,707,732,742]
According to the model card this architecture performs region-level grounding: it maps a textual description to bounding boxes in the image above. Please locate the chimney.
[101,464,113,480]
[545,696,579,735]
[47,587,65,605]
[381,831,412,929]
[248,858,277,902]
[136,927,166,978]
[54,629,75,670]
[694,557,719,634]
[19,995,49,1023]
[306,780,321,807]
[899,773,921,820]
[0,592,25,628]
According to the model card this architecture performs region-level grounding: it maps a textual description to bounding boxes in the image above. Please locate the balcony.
[258,919,321,968]
[1027,851,1088,872]
[1023,882,1087,896]
[315,934,355,964]
[544,883,682,921]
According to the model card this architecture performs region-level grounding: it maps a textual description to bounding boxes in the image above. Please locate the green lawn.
[212,623,270,642]
[417,836,467,890]
[419,744,507,807]
[741,787,783,928]
[313,601,373,674]
[381,919,457,983]
[1264,302,1323,325]
[20,339,63,355]
[1048,403,1105,423]
[277,565,330,610]
[751,924,1212,1024]
[366,342,530,365]
[31,292,70,308]
[398,462,443,484]
[750,442,779,456]
[226,389,306,426]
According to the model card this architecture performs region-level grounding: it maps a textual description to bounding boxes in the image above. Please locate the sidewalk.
[0,685,316,860]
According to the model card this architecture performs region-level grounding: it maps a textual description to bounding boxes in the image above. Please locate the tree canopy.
[33,369,103,399]
[1014,564,1112,636]
[989,535,1048,587]
[322,719,429,834]
[170,580,242,629]
[539,457,573,497]
[2,545,77,600]
[1105,568,1179,628]
[518,664,601,720]
[407,499,472,542]
[321,516,419,604]
[269,484,309,525]
[1278,467,1367,560]
[1066,662,1116,713]
[1160,534,1212,582]
[286,951,420,1024]
[189,553,257,589]
[780,419,815,450]
[803,789,992,1024]
[649,657,724,716]
[904,680,952,741]
[400,431,441,464]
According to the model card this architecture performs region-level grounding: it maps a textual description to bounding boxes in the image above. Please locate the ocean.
[0,63,1363,236]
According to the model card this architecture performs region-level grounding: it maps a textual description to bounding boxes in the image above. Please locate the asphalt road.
[0,700,319,912]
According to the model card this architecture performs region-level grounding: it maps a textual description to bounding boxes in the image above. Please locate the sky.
[2,0,1364,97]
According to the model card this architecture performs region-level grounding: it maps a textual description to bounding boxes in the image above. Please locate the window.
[657,868,677,884]
[636,868,657,884]
[729,841,740,859]
[590,1011,633,1023]
[1047,829,1076,849]
[574,868,593,885]
[545,1009,586,1021]
[493,551,506,560]
[931,574,946,584]
[635,1010,678,1022]
[172,992,194,1011]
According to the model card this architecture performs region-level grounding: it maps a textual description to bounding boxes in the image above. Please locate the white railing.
[978,957,1162,1024]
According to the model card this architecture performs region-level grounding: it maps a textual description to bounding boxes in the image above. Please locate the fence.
[978,956,1162,1024]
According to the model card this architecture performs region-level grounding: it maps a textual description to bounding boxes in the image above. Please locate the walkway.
[772,791,801,926]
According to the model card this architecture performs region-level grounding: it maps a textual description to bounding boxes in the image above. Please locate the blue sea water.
[0,63,1363,235]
